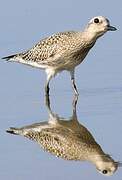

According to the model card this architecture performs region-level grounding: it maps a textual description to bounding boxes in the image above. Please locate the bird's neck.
[79,29,98,46]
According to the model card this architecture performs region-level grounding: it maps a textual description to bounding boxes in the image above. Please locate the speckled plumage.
[3,16,117,95]
[6,31,94,69]
[7,96,119,176]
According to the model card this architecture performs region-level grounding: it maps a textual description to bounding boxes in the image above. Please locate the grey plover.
[2,16,117,95]
[6,96,121,176]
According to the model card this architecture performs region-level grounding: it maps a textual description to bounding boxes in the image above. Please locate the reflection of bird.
[7,96,121,176]
[2,16,116,95]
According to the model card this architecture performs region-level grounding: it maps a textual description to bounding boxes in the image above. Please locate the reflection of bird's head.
[95,155,118,176]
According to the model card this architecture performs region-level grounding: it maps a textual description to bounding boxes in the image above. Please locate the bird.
[2,16,117,95]
[6,95,121,176]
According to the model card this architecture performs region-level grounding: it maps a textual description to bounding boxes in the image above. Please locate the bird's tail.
[6,127,22,135]
[2,54,19,62]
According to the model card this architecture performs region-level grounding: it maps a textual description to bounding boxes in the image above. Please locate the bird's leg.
[70,70,79,96]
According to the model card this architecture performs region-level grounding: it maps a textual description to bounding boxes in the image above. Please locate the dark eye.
[102,170,108,174]
[94,18,99,23]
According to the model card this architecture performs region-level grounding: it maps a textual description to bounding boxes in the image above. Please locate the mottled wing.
[21,31,77,64]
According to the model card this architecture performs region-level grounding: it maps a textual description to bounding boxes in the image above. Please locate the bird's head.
[86,16,117,39]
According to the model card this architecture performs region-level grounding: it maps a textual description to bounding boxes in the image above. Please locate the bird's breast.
[58,46,91,70]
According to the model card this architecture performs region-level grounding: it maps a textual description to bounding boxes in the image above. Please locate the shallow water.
[0,59,122,180]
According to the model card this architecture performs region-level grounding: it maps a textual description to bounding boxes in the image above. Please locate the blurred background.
[0,0,122,179]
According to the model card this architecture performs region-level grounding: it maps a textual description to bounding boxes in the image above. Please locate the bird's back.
[6,31,94,71]
[20,31,77,62]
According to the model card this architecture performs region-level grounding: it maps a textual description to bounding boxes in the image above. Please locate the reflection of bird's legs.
[45,93,58,123]
[45,84,79,124]
[45,69,55,96]
[72,95,78,120]
[45,94,51,113]
[45,75,51,96]
[45,82,50,96]
[70,69,79,96]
